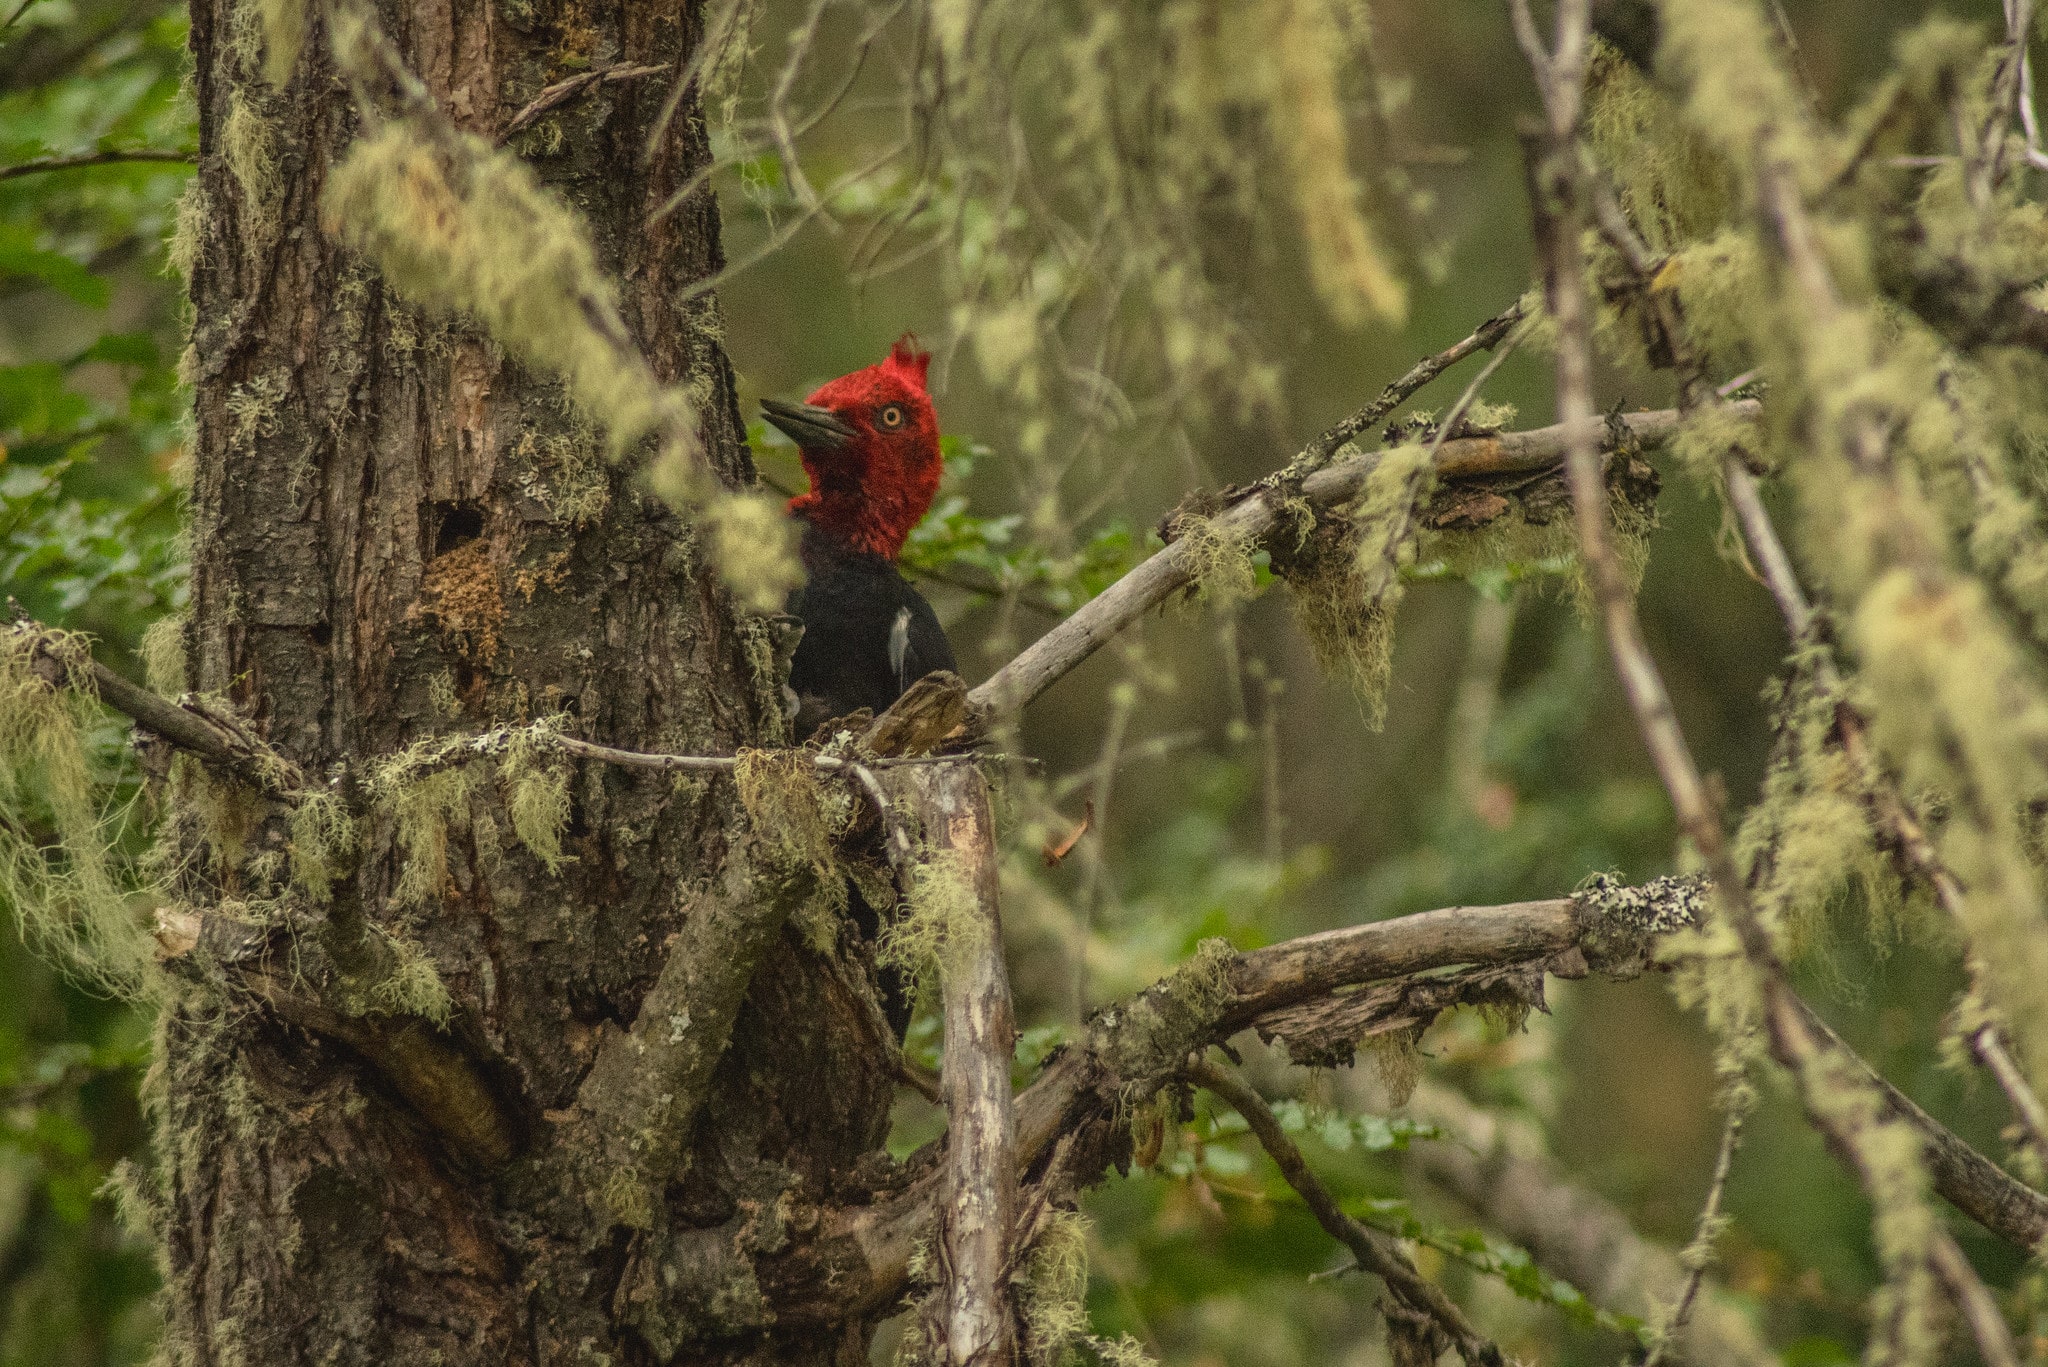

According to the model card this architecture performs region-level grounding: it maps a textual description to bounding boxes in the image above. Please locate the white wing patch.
[888,607,913,693]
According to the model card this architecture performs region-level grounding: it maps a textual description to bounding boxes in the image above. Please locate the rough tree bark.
[148,3,898,1363]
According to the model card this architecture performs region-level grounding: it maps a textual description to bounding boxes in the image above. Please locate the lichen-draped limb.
[1526,4,2022,1354]
[563,836,801,1232]
[314,0,798,611]
[623,878,2048,1337]
[965,400,1753,733]
[0,624,155,996]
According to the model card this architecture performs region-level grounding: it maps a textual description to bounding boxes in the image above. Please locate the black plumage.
[786,523,956,734]
[785,523,955,1040]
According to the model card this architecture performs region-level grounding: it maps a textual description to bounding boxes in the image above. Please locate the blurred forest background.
[0,0,2030,1363]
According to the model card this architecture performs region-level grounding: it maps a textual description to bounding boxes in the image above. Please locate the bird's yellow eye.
[877,404,906,429]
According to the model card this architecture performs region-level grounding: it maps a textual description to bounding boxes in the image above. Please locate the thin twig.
[1639,1104,1745,1367]
[1190,1058,1505,1367]
[548,732,973,774]
[0,149,193,182]
[1296,299,1527,469]
[766,0,833,219]
[1972,1026,2048,1155]
[1929,1230,2023,1367]
[1071,680,1137,1020]
[499,62,670,143]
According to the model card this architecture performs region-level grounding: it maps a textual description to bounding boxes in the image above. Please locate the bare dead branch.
[1190,1058,1504,1367]
[896,764,1020,1366]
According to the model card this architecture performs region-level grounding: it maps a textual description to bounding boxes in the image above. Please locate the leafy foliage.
[0,4,192,1362]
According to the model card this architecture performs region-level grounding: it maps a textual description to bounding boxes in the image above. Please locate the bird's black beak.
[761,398,857,450]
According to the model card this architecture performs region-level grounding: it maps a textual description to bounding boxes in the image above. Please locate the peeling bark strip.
[897,765,1020,1366]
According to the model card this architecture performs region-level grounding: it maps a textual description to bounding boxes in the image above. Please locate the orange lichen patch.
[513,548,571,602]
[408,539,506,663]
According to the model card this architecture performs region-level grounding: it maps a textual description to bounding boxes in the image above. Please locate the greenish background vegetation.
[0,1,2030,1363]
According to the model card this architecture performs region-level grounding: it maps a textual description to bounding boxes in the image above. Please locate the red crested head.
[762,334,942,560]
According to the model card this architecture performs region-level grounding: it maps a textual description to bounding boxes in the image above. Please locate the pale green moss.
[139,614,188,696]
[1015,1207,1090,1367]
[369,745,476,909]
[1173,514,1259,607]
[1280,445,1433,729]
[876,849,982,991]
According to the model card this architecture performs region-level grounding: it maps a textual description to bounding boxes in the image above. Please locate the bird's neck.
[788,488,923,561]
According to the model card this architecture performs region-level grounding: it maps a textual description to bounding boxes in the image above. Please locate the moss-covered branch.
[8,619,302,800]
[965,400,1752,731]
[622,875,2044,1340]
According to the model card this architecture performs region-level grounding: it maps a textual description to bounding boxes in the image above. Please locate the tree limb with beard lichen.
[1524,6,2021,1362]
[612,878,2048,1342]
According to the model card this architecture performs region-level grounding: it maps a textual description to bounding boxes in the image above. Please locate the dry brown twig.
[1190,1058,1506,1367]
[499,61,670,142]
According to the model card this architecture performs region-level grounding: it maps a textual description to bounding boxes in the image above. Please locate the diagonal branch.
[621,882,2048,1339]
[1191,1057,1504,1367]
[1294,298,1528,470]
[965,401,1756,729]
[0,148,193,181]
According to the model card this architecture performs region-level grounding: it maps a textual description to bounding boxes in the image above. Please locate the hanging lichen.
[733,747,850,946]
[368,928,452,1026]
[368,744,477,909]
[1733,645,1919,959]
[1171,514,1260,607]
[499,720,574,872]
[1276,445,1433,729]
[138,614,189,697]
[875,848,982,998]
[1015,1207,1091,1367]
[0,627,157,997]
[286,786,356,904]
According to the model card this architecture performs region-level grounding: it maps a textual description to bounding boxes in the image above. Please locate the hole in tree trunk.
[433,501,486,555]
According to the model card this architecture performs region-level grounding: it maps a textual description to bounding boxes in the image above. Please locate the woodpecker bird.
[762,337,954,1038]
[762,336,957,736]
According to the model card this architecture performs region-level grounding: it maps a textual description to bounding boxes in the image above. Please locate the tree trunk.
[147,3,897,1362]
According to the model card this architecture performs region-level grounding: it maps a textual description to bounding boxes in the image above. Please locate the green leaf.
[1349,1196,1650,1343]
[0,225,109,307]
